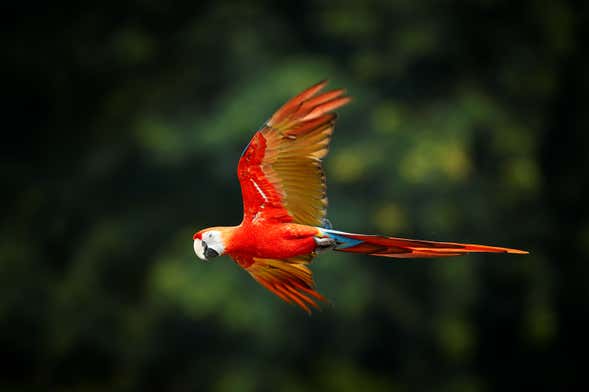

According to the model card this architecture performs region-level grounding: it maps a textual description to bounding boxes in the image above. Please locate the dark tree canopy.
[3,0,588,390]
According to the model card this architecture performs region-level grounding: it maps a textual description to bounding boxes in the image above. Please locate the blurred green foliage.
[3,0,589,390]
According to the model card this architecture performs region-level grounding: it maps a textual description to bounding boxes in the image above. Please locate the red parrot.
[193,80,528,312]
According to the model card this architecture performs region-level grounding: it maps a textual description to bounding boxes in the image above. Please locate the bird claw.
[313,236,336,254]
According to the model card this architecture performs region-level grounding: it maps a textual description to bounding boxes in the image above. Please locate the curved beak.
[193,239,206,260]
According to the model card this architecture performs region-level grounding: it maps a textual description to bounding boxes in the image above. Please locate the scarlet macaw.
[193,81,528,312]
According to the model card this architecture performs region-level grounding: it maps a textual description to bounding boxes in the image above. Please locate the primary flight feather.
[192,80,528,313]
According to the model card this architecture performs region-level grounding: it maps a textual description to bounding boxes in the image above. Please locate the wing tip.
[314,78,329,89]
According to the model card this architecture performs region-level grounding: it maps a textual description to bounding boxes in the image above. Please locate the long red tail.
[322,229,528,258]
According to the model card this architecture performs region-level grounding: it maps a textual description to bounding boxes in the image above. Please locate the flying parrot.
[193,80,528,312]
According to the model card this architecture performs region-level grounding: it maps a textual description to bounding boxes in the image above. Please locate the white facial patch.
[203,230,224,254]
[194,230,225,260]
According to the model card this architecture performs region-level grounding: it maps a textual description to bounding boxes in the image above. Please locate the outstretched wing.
[237,256,326,313]
[237,80,350,226]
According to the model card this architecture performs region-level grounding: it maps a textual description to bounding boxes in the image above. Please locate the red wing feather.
[269,80,330,125]
[237,81,350,225]
[238,256,326,313]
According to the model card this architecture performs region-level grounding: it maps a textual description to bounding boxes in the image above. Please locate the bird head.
[193,228,227,261]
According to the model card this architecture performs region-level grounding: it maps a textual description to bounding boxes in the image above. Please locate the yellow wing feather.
[249,80,350,226]
[246,257,326,313]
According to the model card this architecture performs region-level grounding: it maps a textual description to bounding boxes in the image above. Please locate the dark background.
[3,0,588,390]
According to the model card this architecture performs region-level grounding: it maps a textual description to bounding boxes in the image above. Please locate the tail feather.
[320,229,528,258]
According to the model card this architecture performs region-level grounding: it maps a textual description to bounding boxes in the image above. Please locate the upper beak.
[193,239,206,260]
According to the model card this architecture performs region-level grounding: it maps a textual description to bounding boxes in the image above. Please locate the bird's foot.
[313,236,337,254]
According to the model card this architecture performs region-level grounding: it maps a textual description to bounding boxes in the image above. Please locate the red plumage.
[192,81,528,313]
